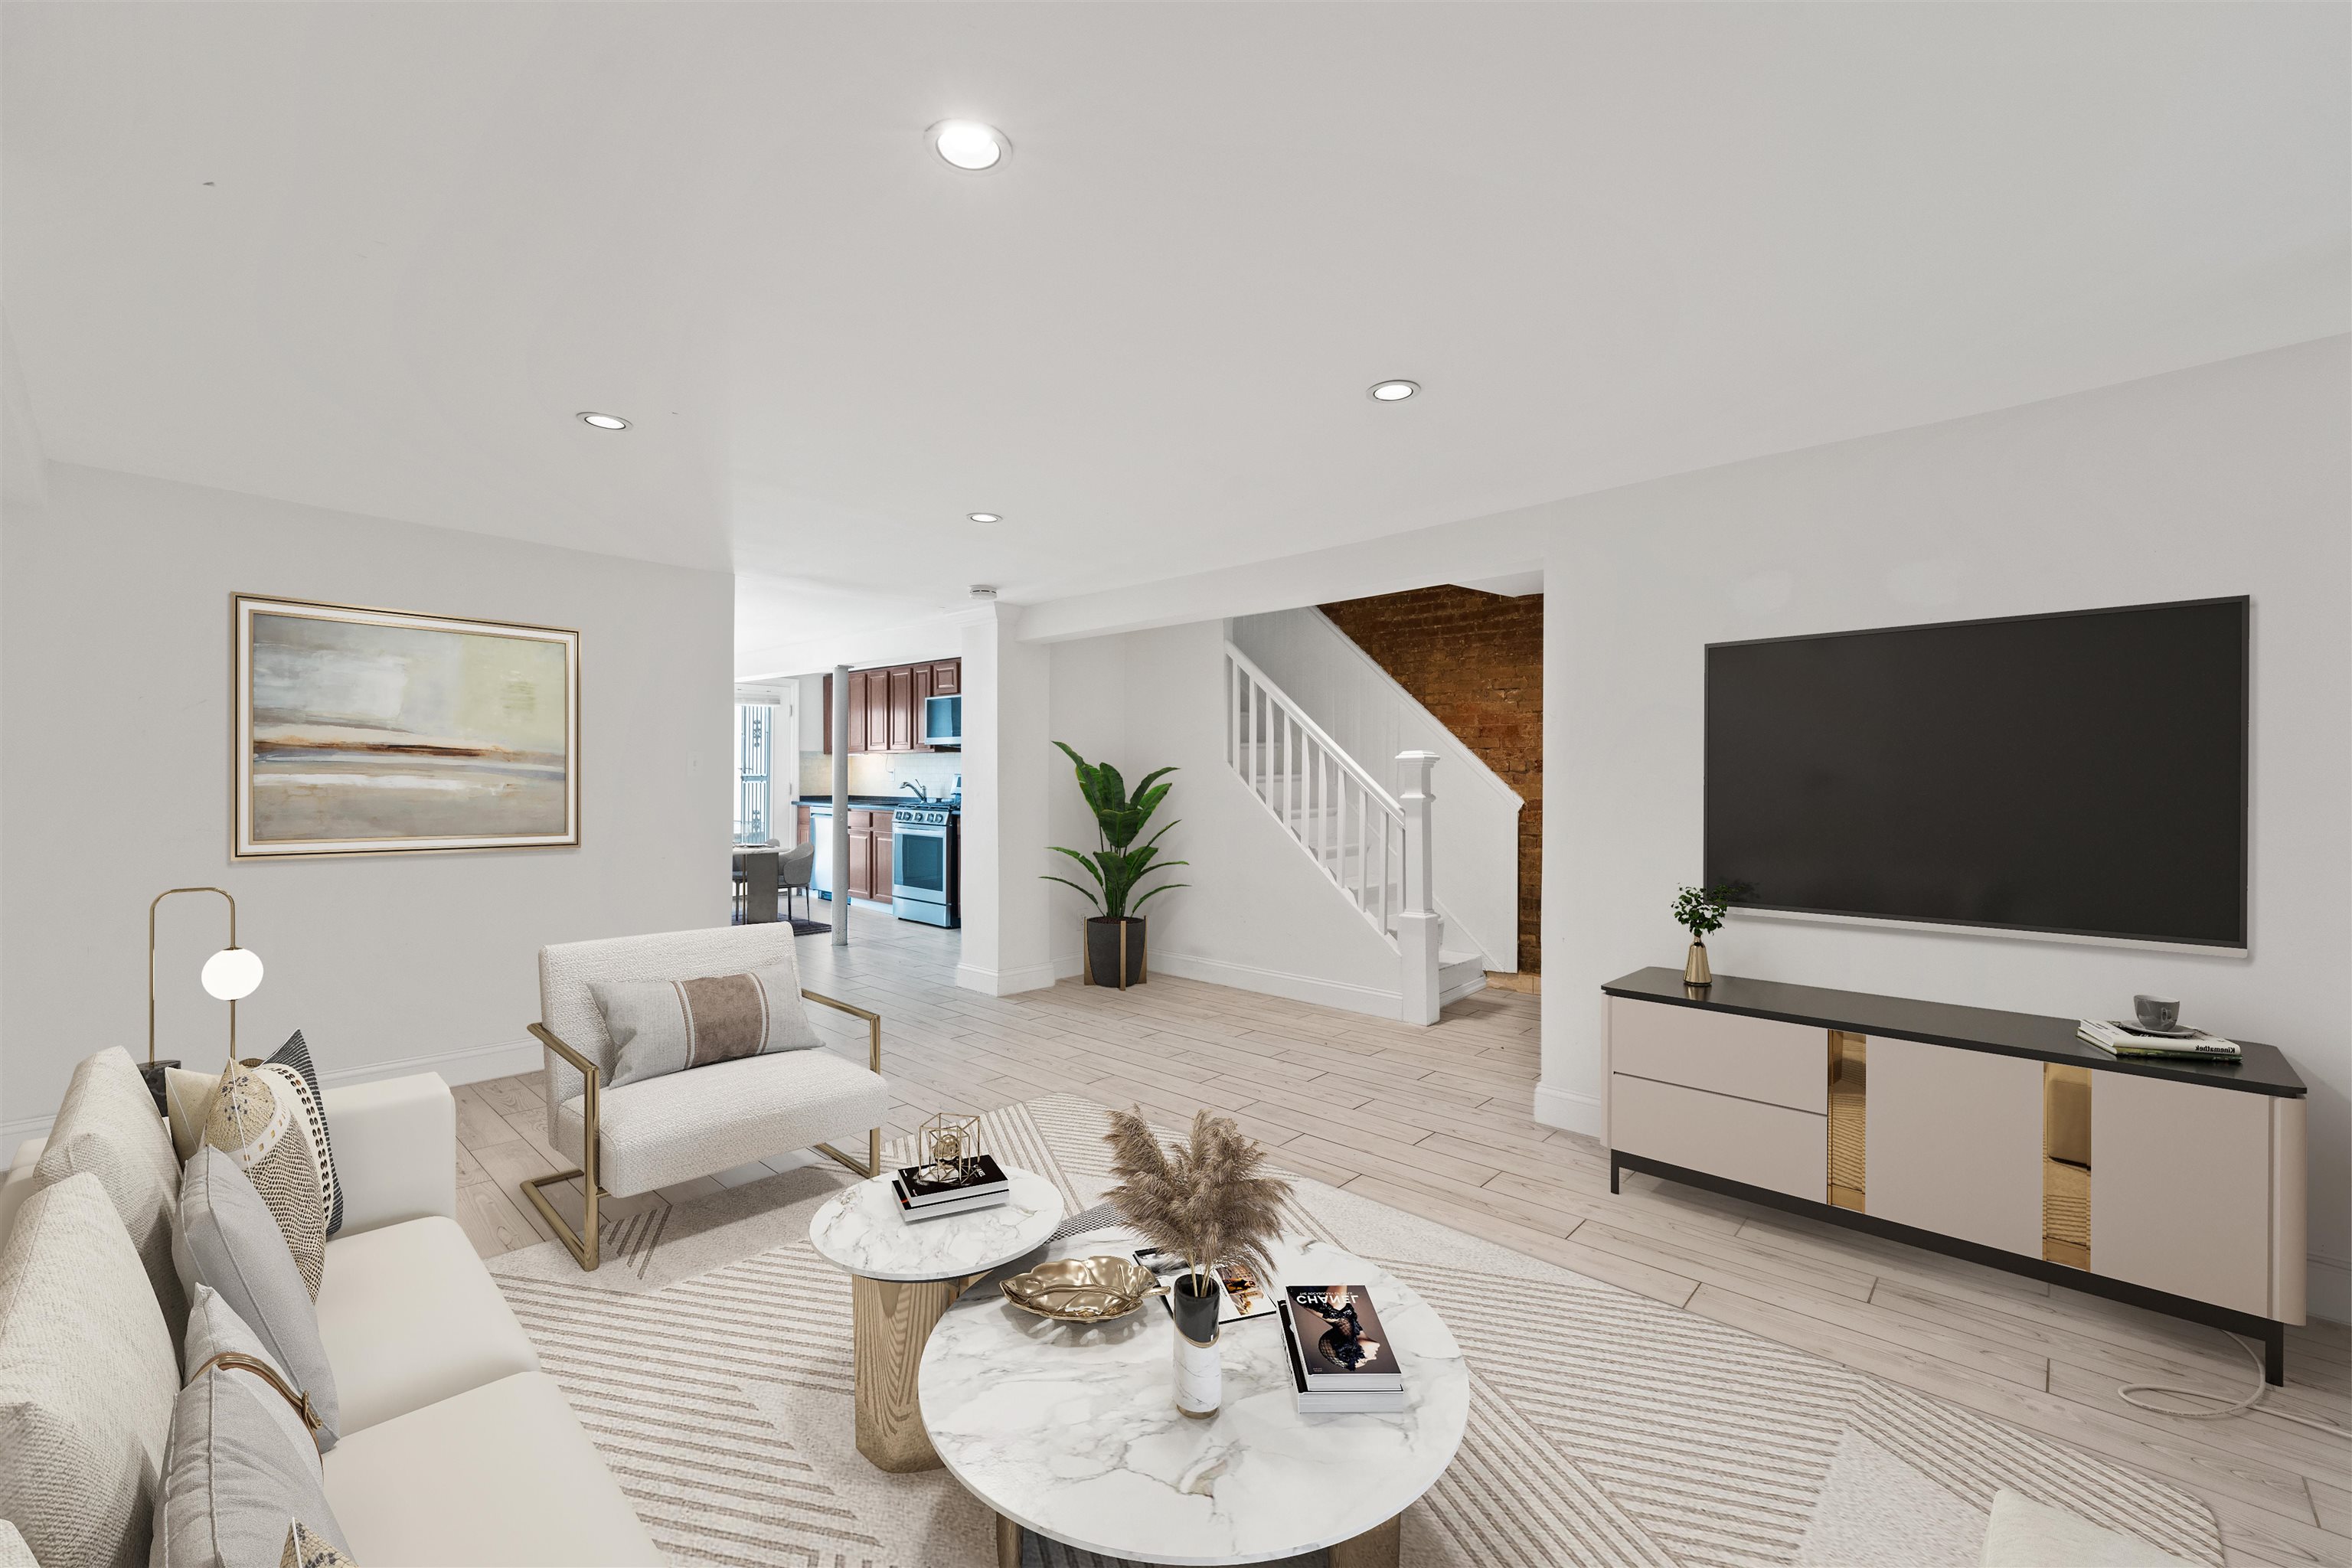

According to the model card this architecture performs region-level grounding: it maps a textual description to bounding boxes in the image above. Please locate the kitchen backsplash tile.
[798,750,962,799]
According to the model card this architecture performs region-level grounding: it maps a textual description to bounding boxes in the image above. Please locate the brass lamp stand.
[147,886,265,1109]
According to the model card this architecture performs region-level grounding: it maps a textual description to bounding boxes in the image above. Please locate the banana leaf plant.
[1043,742,1190,920]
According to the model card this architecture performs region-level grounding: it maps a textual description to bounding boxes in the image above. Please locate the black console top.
[1602,968,2306,1097]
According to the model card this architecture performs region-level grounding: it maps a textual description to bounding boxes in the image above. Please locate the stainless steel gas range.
[890,805,959,927]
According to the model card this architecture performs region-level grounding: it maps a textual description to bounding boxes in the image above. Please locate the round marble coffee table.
[918,1232,1468,1567]
[808,1168,1063,1472]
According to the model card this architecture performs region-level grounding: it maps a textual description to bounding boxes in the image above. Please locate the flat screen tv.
[1704,597,2249,950]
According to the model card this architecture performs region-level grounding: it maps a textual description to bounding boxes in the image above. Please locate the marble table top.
[918,1230,1468,1566]
[807,1168,1064,1282]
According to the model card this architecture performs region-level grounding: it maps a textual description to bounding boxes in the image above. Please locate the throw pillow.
[183,1285,321,1480]
[0,1174,178,1568]
[591,961,825,1089]
[32,1046,188,1330]
[174,1148,341,1450]
[169,1031,344,1237]
[282,1521,358,1568]
[203,1059,328,1295]
[0,1521,32,1568]
[152,1363,354,1568]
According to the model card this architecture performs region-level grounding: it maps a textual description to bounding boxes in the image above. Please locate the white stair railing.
[1225,642,1444,1022]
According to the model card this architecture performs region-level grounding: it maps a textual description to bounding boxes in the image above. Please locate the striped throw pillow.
[590,962,824,1089]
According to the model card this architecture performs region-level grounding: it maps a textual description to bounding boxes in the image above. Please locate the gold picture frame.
[233,594,580,859]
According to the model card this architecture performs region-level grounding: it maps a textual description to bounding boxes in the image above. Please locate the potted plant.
[1671,881,1749,987]
[1103,1106,1292,1417]
[1044,743,1189,988]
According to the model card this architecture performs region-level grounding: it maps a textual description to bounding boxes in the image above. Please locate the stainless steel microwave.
[922,694,961,747]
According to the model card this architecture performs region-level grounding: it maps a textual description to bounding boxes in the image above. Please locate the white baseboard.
[320,1037,544,1091]
[2,1038,544,1165]
[955,961,1060,997]
[1147,949,1401,1021]
[1530,1079,1604,1138]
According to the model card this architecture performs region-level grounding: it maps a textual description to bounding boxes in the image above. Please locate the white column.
[831,665,851,946]
[956,603,1057,995]
[1396,750,1441,1025]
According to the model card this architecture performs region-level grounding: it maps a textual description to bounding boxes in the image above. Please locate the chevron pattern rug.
[487,1094,2221,1568]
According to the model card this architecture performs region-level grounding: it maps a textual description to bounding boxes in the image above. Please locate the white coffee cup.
[2133,994,2181,1032]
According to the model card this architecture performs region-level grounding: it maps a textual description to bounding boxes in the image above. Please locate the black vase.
[1169,1270,1220,1345]
[1084,916,1147,988]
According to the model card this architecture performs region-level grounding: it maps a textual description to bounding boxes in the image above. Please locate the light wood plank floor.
[452,918,2350,1568]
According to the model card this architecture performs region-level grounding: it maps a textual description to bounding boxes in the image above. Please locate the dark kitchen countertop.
[1602,967,2306,1097]
[796,795,961,812]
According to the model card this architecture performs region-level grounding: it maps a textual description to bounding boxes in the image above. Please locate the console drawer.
[1610,1073,1827,1202]
[1609,997,1828,1114]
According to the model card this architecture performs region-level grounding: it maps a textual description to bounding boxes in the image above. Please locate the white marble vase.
[1169,1273,1220,1417]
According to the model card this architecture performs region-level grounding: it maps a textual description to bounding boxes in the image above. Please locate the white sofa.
[0,1070,662,1566]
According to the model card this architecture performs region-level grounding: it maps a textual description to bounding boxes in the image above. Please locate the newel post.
[1396,750,1442,1026]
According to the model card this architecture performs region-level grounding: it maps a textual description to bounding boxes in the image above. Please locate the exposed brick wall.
[1318,586,1543,973]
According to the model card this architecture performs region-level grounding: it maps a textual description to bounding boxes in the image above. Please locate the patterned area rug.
[486,1095,2221,1568]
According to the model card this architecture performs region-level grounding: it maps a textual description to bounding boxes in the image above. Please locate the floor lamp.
[146,886,265,1109]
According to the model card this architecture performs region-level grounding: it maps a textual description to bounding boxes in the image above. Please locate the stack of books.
[2076,1018,2243,1063]
[888,1152,1010,1222]
[1279,1283,1403,1414]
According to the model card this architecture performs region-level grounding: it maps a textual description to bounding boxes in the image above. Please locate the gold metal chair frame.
[521,988,884,1270]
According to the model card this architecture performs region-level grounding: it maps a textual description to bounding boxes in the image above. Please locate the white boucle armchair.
[528,924,888,1269]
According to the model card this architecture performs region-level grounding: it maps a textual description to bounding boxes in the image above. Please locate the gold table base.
[852,1272,985,1472]
[989,1508,1403,1567]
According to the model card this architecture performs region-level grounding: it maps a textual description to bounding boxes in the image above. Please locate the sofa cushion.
[553,1047,888,1197]
[323,1371,664,1566]
[0,1174,178,1568]
[33,1047,186,1328]
[0,1521,32,1567]
[184,1285,322,1481]
[153,1364,353,1568]
[315,1215,537,1434]
[204,1057,329,1296]
[175,1148,341,1449]
[592,961,824,1089]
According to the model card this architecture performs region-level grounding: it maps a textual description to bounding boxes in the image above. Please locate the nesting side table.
[808,1168,1063,1472]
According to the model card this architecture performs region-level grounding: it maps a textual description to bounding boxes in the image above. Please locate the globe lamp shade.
[201,946,264,1002]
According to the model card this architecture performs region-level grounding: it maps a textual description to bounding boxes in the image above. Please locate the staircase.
[1223,641,1486,1022]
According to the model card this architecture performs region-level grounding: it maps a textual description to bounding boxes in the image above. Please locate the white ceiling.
[5,3,2345,675]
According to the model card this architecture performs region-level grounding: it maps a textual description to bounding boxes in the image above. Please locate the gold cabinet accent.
[1828,1031,1867,1211]
[2043,1063,2092,1269]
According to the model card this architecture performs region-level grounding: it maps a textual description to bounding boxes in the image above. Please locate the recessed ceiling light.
[578,411,630,430]
[967,511,1002,524]
[927,119,1011,172]
[1367,380,1419,402]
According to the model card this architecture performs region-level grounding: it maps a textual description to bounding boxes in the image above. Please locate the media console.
[1602,968,2308,1382]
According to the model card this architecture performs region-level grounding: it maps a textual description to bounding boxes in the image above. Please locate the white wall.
[1044,620,1403,1015]
[1,463,734,1147]
[957,604,1056,996]
[1230,606,1522,970]
[1537,338,2351,1318]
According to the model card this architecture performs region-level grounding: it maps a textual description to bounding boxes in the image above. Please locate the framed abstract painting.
[234,595,580,858]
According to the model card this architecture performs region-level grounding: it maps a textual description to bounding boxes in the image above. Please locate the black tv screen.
[1705,598,2249,949]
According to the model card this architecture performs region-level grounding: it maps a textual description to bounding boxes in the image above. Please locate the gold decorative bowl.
[1000,1256,1167,1322]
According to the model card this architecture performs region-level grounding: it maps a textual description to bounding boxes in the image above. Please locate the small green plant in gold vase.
[1671,881,1749,988]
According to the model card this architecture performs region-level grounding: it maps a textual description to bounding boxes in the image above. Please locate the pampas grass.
[1103,1106,1292,1289]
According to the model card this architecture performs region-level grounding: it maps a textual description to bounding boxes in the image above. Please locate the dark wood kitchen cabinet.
[842,807,894,901]
[823,659,962,754]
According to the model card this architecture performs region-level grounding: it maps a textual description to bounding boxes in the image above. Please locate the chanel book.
[1281,1284,1403,1392]
[893,1152,1009,1206]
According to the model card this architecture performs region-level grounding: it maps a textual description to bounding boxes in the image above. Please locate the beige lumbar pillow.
[204,1060,327,1298]
[590,961,824,1089]
[0,1173,178,1568]
[32,1047,187,1330]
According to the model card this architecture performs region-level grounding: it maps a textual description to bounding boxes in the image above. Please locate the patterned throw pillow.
[203,1061,327,1297]
[590,962,825,1089]
[168,1033,342,1237]
[281,1520,357,1568]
